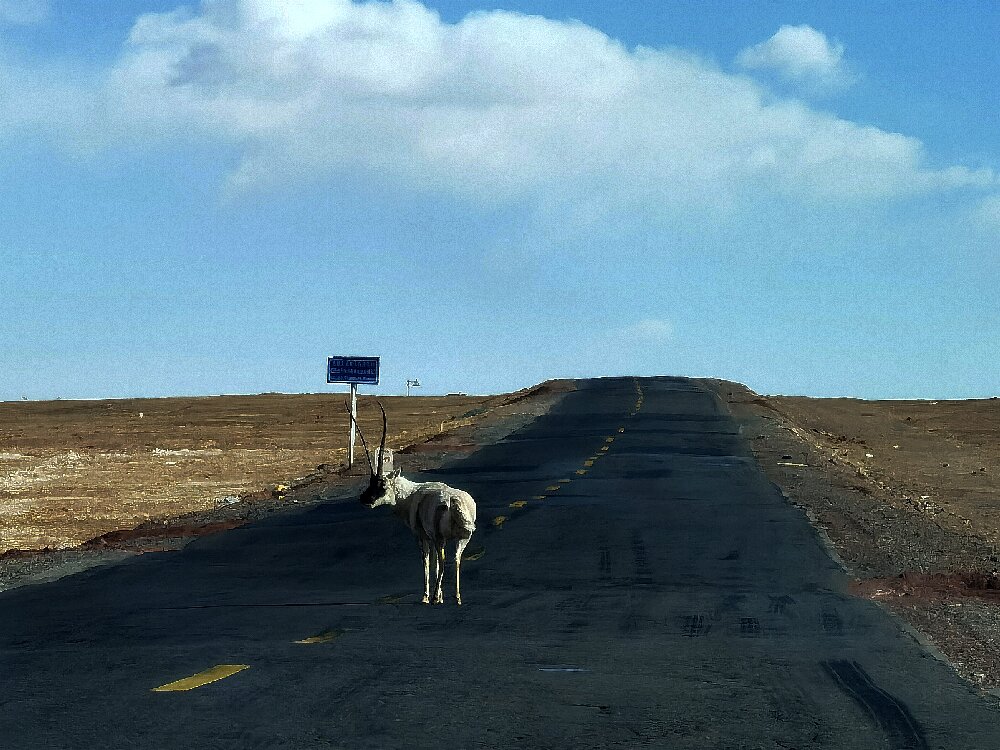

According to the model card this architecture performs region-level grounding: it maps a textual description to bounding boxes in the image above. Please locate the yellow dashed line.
[599,446,609,452]
[492,516,507,527]
[509,500,527,509]
[583,459,595,467]
[605,437,615,444]
[532,495,546,500]
[152,665,249,692]
[294,628,345,645]
[618,427,625,433]
[575,469,587,475]
[545,485,562,492]
[558,478,571,484]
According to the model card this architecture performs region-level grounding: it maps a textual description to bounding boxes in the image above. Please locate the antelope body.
[352,402,477,605]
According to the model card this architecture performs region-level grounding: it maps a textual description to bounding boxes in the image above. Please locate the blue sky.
[1,0,997,400]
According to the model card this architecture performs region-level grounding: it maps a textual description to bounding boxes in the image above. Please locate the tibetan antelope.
[349,401,477,605]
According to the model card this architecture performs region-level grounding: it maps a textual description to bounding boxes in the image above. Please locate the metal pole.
[349,382,357,469]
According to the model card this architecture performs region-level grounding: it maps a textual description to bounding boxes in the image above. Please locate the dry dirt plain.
[0,387,554,555]
[721,383,1000,693]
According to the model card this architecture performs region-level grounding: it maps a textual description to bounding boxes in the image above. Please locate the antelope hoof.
[421,595,430,604]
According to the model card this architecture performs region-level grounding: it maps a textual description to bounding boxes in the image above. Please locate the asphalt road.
[2,377,998,748]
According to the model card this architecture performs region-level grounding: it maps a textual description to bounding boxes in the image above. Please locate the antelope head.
[348,400,397,508]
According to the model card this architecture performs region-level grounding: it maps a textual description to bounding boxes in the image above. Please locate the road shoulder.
[705,379,1000,696]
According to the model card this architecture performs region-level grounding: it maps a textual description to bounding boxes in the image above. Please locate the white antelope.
[350,401,477,605]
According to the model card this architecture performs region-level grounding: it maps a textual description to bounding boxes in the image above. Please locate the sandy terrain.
[718,382,1000,693]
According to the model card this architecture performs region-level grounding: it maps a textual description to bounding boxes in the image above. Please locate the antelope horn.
[345,401,376,474]
[376,400,388,476]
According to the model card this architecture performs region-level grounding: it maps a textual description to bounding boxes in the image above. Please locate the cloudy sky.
[1,0,997,399]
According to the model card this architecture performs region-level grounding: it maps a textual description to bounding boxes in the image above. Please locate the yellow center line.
[583,459,595,467]
[294,628,345,645]
[618,427,625,433]
[558,478,572,484]
[492,515,507,527]
[509,500,528,508]
[605,437,615,443]
[545,485,562,491]
[532,495,547,500]
[152,664,249,692]
[575,469,587,475]
[599,446,609,452]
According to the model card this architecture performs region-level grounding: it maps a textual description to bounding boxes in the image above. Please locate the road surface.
[2,377,998,748]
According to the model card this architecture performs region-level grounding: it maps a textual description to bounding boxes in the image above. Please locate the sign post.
[349,382,357,467]
[327,356,380,469]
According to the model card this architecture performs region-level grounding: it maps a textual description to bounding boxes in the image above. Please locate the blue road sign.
[327,356,380,385]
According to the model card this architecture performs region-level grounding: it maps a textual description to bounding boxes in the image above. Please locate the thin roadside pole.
[349,382,357,469]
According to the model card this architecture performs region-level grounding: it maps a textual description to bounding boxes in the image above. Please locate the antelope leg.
[434,545,446,604]
[421,539,431,604]
[455,537,470,605]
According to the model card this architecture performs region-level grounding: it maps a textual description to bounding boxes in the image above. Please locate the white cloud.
[972,195,1000,229]
[622,318,673,342]
[583,318,673,370]
[737,24,854,93]
[0,1,993,215]
[0,0,49,25]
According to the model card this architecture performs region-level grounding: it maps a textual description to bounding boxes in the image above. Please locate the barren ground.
[0,381,573,590]
[717,381,1000,693]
